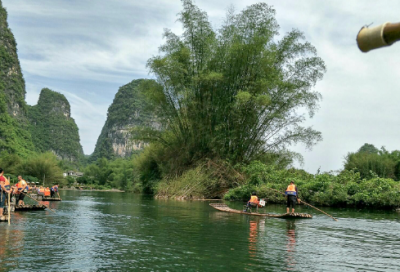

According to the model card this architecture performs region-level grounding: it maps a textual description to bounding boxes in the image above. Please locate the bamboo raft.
[30,194,61,201]
[14,204,47,211]
[209,203,312,219]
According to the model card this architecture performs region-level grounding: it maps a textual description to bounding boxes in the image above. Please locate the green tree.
[138,1,325,173]
[344,144,399,180]
[19,152,64,185]
[358,143,379,154]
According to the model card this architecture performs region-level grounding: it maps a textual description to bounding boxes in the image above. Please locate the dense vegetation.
[0,151,64,185]
[344,143,400,180]
[28,88,84,162]
[91,79,155,162]
[134,0,325,193]
[74,157,137,191]
[0,1,35,157]
[224,161,400,209]
[223,144,400,209]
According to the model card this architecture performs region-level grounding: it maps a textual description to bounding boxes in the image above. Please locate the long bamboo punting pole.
[21,192,56,213]
[357,22,400,52]
[267,187,338,221]
[7,186,10,225]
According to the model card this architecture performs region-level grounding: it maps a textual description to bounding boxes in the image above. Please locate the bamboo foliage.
[138,0,326,166]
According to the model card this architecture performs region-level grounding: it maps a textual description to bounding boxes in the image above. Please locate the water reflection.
[0,213,24,271]
[285,220,296,271]
[248,218,265,260]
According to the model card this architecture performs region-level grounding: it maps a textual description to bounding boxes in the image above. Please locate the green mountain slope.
[28,88,84,162]
[0,1,34,156]
[91,79,158,161]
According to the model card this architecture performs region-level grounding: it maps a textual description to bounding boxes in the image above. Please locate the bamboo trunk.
[7,189,10,225]
[357,22,400,52]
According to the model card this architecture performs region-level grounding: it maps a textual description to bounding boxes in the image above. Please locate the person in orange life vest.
[285,181,300,214]
[244,192,259,212]
[44,187,51,197]
[15,175,28,206]
[0,168,11,220]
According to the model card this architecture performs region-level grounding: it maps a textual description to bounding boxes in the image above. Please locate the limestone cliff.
[91,79,158,161]
[0,0,26,118]
[0,1,35,155]
[28,88,84,161]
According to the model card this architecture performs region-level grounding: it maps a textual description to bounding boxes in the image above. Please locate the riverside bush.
[224,161,400,208]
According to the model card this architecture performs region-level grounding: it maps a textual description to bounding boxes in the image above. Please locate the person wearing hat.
[285,181,299,214]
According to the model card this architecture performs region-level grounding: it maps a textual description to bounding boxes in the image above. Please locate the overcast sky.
[3,0,400,173]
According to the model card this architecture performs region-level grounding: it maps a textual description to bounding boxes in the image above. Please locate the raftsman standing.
[285,181,299,214]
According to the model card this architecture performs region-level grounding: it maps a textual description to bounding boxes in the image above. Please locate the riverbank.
[223,162,400,209]
[151,161,400,209]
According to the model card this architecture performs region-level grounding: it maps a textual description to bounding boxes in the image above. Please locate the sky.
[2,0,400,173]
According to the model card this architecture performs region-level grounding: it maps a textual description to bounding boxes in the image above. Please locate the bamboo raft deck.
[30,194,61,201]
[14,204,47,211]
[209,203,312,219]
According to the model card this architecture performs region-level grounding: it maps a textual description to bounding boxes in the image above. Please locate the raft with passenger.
[209,203,312,219]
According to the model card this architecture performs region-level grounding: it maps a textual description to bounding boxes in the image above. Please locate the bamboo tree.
[137,0,326,171]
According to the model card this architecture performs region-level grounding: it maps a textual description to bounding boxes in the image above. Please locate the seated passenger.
[244,192,259,212]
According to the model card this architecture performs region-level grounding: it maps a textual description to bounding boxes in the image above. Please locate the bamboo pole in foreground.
[357,22,400,52]
[267,187,338,221]
[7,189,10,225]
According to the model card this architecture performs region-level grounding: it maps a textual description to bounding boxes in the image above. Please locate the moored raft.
[14,204,46,211]
[209,203,312,219]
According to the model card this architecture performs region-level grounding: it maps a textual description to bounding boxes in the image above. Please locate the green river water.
[0,190,399,271]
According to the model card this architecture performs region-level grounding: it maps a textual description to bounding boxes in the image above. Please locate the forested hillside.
[0,1,35,156]
[28,88,84,162]
[91,79,158,161]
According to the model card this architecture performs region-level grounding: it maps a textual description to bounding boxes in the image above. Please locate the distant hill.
[28,88,84,162]
[91,79,159,161]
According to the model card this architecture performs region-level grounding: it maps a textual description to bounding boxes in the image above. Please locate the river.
[0,191,399,271]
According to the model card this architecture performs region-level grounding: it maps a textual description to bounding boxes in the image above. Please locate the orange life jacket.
[250,195,259,204]
[44,188,51,196]
[286,184,297,196]
[0,176,10,190]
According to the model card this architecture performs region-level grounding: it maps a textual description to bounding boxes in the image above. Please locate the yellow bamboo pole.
[268,187,338,221]
[7,187,10,225]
